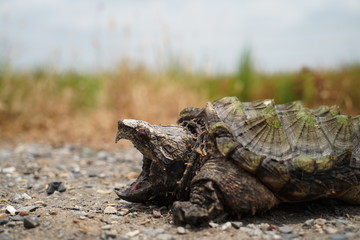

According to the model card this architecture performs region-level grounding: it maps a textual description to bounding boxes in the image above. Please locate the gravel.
[1,143,360,239]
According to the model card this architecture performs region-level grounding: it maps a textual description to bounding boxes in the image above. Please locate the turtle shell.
[191,97,360,202]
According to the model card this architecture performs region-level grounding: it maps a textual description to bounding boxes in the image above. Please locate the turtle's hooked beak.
[115,119,195,203]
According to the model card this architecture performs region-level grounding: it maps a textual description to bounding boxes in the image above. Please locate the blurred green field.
[0,56,359,148]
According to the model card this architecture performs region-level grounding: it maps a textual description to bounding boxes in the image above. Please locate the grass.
[0,56,359,149]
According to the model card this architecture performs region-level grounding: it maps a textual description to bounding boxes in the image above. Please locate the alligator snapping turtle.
[115,97,360,226]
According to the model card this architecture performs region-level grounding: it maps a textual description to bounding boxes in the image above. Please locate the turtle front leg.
[173,158,280,226]
[172,180,225,226]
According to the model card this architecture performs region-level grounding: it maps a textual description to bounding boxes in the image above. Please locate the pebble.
[43,221,51,228]
[21,193,32,200]
[152,209,161,218]
[314,218,327,226]
[5,205,16,216]
[18,211,29,216]
[177,226,186,234]
[221,221,232,230]
[157,233,174,240]
[118,208,129,216]
[23,216,40,229]
[101,230,117,239]
[0,219,9,225]
[104,206,117,214]
[278,225,293,233]
[6,222,16,227]
[72,211,87,216]
[335,219,351,227]
[325,227,339,234]
[101,225,112,230]
[208,221,219,228]
[17,205,39,213]
[231,221,243,229]
[143,228,165,236]
[126,230,140,238]
[328,234,349,240]
[46,181,66,195]
[0,233,12,240]
[2,167,16,173]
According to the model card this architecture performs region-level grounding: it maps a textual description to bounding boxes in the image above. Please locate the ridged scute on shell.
[208,97,359,162]
[317,115,358,151]
[312,105,341,117]
[278,108,332,158]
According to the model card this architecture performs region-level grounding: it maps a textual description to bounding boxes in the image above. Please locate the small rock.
[23,216,40,229]
[12,194,23,201]
[118,208,129,216]
[101,230,117,239]
[267,225,278,231]
[49,210,57,215]
[2,167,16,173]
[249,228,263,238]
[258,223,270,231]
[21,193,32,200]
[314,218,327,226]
[221,222,232,230]
[153,209,161,218]
[0,233,11,240]
[104,206,117,214]
[6,221,16,227]
[18,211,29,216]
[239,227,252,233]
[231,221,243,229]
[126,230,140,238]
[177,226,186,234]
[43,221,51,228]
[143,228,165,236]
[298,229,306,236]
[17,205,40,213]
[304,219,314,226]
[72,211,87,216]
[5,205,17,216]
[208,221,219,228]
[278,225,293,233]
[0,218,9,225]
[157,233,174,240]
[46,182,66,195]
[328,234,349,240]
[324,227,338,234]
[9,216,26,221]
[281,233,299,240]
[101,225,112,230]
[335,219,351,227]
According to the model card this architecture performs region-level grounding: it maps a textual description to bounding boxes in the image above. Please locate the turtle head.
[115,119,195,203]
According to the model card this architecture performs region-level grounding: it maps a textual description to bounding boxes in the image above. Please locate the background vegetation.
[0,53,359,149]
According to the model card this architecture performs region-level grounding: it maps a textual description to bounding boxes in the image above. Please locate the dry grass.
[1,62,359,149]
[0,64,206,149]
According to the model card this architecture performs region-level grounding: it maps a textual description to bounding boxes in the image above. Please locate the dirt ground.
[1,143,360,240]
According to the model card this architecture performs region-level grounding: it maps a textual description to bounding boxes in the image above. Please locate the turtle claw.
[172,201,209,226]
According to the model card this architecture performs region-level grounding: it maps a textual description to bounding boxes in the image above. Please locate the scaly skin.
[114,97,360,226]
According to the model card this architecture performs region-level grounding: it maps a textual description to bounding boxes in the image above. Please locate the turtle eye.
[137,127,151,140]
[163,143,176,154]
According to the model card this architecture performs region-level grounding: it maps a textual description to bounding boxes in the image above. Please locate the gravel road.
[1,144,360,240]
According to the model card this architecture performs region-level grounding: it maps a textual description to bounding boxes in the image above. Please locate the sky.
[1,0,360,73]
